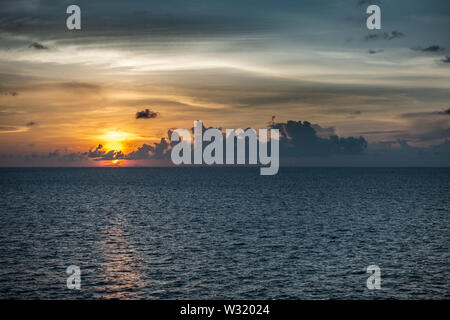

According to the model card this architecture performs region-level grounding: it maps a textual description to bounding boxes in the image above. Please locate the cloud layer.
[2,119,448,167]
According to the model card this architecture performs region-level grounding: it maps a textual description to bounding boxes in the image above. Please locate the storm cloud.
[271,121,367,157]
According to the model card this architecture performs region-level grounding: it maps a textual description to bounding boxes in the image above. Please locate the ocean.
[0,167,449,299]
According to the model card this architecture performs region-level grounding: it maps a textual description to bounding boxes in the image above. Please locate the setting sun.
[99,131,134,152]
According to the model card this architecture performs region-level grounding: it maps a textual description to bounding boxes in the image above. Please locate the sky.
[0,0,449,166]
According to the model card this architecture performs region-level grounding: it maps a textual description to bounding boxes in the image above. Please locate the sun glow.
[104,141,124,152]
[99,131,134,152]
[102,131,128,141]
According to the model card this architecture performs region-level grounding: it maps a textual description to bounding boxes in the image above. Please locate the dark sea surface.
[0,167,449,299]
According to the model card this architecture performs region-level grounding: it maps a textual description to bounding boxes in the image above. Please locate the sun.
[104,141,124,152]
[99,131,133,152]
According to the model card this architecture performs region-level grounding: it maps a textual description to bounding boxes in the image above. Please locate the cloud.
[390,110,450,143]
[124,121,368,163]
[2,119,449,166]
[127,137,171,160]
[386,31,405,40]
[0,126,19,132]
[96,121,368,162]
[136,109,159,119]
[441,56,450,63]
[0,125,28,133]
[87,144,104,158]
[364,34,379,42]
[411,45,445,52]
[400,108,450,118]
[87,144,125,161]
[1,91,18,96]
[311,124,336,138]
[364,31,405,41]
[270,120,368,157]
[56,82,101,91]
[125,144,156,160]
[368,49,383,54]
[28,42,48,50]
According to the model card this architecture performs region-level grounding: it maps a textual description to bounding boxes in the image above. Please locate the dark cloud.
[87,144,104,158]
[364,34,379,42]
[270,121,367,157]
[136,109,159,119]
[411,45,445,52]
[311,124,336,138]
[23,149,88,163]
[26,121,36,126]
[122,119,446,163]
[117,120,368,162]
[386,31,405,40]
[364,31,405,41]
[127,137,171,160]
[368,49,383,54]
[87,144,125,161]
[125,143,155,160]
[401,109,450,118]
[28,42,48,50]
[2,119,449,166]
